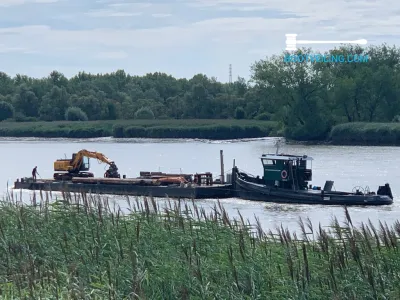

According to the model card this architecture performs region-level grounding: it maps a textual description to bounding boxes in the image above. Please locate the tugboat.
[231,152,393,206]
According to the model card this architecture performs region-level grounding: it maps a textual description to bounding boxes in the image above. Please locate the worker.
[32,166,38,181]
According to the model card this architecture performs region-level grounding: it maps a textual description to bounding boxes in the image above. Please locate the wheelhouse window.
[262,159,276,166]
[299,159,312,169]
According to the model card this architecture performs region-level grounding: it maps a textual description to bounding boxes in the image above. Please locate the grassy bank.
[2,119,400,145]
[329,122,400,145]
[0,119,279,139]
[1,191,400,298]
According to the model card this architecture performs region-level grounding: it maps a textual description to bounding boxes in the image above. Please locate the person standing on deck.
[32,166,39,182]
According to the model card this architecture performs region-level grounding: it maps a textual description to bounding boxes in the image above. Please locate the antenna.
[229,64,232,84]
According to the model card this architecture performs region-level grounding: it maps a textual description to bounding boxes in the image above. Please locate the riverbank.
[329,122,400,146]
[1,120,400,145]
[0,190,398,299]
[286,122,400,146]
[0,119,279,140]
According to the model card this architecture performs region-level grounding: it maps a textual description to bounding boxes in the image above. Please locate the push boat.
[231,153,393,206]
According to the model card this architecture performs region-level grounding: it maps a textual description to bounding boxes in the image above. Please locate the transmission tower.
[229,64,232,84]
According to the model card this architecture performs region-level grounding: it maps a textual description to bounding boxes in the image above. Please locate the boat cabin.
[260,153,313,190]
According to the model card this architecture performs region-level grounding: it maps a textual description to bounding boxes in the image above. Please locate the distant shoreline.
[1,120,400,146]
[0,119,279,140]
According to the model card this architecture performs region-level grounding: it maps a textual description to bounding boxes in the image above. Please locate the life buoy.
[281,170,288,179]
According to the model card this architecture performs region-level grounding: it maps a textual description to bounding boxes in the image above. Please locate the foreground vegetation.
[1,44,400,143]
[0,119,279,139]
[1,190,400,298]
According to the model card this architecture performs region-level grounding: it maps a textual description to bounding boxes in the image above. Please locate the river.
[1,137,399,234]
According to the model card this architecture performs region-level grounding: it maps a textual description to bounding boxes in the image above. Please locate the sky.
[0,0,398,82]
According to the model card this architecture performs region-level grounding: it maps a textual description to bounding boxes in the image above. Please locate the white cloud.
[95,51,128,59]
[0,18,296,50]
[1,14,397,58]
[108,3,152,9]
[84,2,153,18]
[0,43,28,53]
[218,5,272,11]
[0,25,49,34]
[188,0,397,23]
[0,0,57,6]
[34,0,57,3]
[152,13,171,18]
[85,9,142,17]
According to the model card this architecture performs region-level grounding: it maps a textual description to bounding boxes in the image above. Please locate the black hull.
[13,180,233,199]
[234,175,393,206]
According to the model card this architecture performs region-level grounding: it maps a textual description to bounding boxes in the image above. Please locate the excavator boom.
[70,149,115,170]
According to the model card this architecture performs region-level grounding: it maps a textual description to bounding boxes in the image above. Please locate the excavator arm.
[71,149,116,170]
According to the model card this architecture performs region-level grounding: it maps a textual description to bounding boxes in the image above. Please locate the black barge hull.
[234,171,393,206]
[13,180,233,199]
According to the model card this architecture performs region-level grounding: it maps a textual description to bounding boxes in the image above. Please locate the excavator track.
[54,172,94,181]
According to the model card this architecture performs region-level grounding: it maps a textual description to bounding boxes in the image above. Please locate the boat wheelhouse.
[260,153,313,190]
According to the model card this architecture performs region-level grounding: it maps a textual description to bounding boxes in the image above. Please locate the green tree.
[0,101,14,121]
[0,72,14,96]
[39,86,69,121]
[65,107,88,121]
[68,92,108,120]
[134,107,155,119]
[13,84,40,117]
[185,84,214,118]
[251,48,330,140]
[234,107,245,119]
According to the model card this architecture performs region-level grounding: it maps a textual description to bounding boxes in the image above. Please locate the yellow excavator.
[53,149,121,180]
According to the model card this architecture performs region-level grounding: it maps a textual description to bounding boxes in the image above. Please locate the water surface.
[1,137,398,233]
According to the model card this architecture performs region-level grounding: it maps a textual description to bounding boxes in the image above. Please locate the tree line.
[0,43,399,140]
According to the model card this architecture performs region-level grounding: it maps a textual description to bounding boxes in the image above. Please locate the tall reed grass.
[0,119,278,140]
[0,190,399,299]
[329,122,400,145]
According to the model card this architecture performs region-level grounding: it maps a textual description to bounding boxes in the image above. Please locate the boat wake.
[264,203,306,212]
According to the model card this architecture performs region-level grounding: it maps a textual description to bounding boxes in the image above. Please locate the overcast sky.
[0,0,398,82]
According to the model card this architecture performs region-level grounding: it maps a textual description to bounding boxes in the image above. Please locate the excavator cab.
[71,154,90,171]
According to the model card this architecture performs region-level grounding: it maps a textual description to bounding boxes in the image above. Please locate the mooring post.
[220,150,225,184]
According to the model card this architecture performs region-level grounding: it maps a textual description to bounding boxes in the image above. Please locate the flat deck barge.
[13,178,234,199]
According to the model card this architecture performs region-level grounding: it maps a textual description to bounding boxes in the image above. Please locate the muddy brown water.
[1,137,399,233]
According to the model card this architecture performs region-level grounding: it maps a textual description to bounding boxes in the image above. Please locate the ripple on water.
[1,139,400,235]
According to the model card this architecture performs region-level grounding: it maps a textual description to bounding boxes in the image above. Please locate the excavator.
[53,149,121,181]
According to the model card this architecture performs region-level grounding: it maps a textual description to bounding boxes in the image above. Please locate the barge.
[13,174,233,199]
[232,152,394,206]
[13,149,233,200]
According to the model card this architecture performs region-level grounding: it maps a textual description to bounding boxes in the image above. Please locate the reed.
[0,190,399,299]
[0,119,278,140]
[329,122,400,145]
